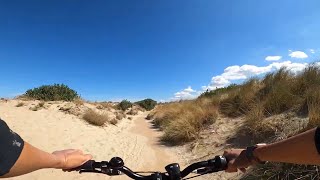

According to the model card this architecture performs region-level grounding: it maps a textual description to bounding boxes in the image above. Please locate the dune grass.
[151,63,320,179]
[83,109,110,126]
[152,99,218,145]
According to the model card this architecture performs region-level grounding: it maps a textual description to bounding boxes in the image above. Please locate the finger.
[239,168,246,173]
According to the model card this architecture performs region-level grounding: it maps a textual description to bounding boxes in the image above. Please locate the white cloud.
[310,49,315,54]
[202,61,308,91]
[289,51,308,59]
[265,56,282,61]
[172,86,198,101]
[271,61,308,73]
[202,64,273,90]
[184,86,196,93]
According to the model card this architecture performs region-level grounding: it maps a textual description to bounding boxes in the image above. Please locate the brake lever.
[193,168,209,174]
[102,168,123,176]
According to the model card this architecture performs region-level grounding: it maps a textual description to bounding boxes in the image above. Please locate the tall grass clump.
[306,86,320,127]
[152,99,218,145]
[262,69,297,114]
[83,109,110,126]
[24,84,79,101]
[220,79,260,117]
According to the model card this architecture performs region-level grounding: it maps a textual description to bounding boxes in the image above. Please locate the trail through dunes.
[0,100,178,180]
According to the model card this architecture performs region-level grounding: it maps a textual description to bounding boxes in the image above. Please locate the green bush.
[135,99,157,111]
[118,100,133,111]
[24,84,79,101]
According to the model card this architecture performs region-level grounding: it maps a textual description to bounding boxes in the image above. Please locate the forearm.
[255,128,320,165]
[1,142,62,178]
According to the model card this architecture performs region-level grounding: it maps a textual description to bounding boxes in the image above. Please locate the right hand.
[223,149,253,173]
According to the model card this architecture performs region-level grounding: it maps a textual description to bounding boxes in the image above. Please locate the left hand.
[52,149,92,170]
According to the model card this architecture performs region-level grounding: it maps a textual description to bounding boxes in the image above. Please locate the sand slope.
[0,100,178,180]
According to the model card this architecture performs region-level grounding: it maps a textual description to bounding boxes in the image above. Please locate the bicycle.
[73,155,228,180]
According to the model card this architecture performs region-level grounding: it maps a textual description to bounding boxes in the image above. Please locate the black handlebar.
[75,156,228,180]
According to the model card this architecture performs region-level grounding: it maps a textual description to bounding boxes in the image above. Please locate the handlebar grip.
[213,156,228,170]
[70,160,96,171]
[80,160,96,170]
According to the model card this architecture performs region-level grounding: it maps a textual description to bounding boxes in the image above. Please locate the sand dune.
[0,100,178,180]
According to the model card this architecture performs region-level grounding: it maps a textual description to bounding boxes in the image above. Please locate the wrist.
[253,143,267,163]
[246,143,267,164]
[51,153,65,169]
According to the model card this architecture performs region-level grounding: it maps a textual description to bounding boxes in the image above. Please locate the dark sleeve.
[315,127,320,154]
[0,119,24,176]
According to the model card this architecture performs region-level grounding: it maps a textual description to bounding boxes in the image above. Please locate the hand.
[223,149,252,173]
[52,149,92,170]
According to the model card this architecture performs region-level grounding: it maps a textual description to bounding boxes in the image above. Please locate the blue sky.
[1,1,319,101]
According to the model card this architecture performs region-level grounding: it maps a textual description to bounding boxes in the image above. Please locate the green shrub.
[118,100,133,111]
[135,99,157,111]
[24,84,79,101]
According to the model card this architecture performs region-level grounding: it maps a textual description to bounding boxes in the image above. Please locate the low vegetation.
[29,102,45,111]
[24,84,79,101]
[218,65,320,128]
[16,102,25,107]
[151,63,320,178]
[115,111,126,120]
[83,109,110,126]
[95,102,114,110]
[73,98,85,106]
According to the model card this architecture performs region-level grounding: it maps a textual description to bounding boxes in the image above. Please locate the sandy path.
[0,100,178,180]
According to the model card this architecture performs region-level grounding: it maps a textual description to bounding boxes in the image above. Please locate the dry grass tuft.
[115,112,126,120]
[220,78,260,117]
[83,109,109,126]
[306,86,320,127]
[95,102,115,110]
[16,102,25,107]
[127,109,138,115]
[153,99,218,145]
[29,106,40,111]
[109,118,118,125]
[38,101,45,107]
[28,102,46,111]
[73,98,85,106]
[241,163,320,180]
